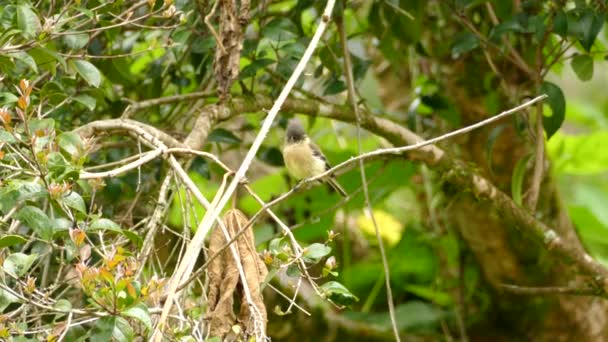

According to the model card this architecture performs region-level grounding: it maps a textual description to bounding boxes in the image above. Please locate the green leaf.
[89,218,122,232]
[191,36,215,53]
[553,10,568,37]
[571,54,593,81]
[567,9,604,52]
[0,288,20,312]
[323,78,346,96]
[54,299,72,313]
[511,154,532,206]
[122,230,143,249]
[286,264,301,278]
[0,234,27,248]
[63,33,89,50]
[17,5,40,39]
[90,317,115,341]
[261,18,299,41]
[122,303,152,330]
[547,131,608,174]
[70,59,102,87]
[208,128,242,144]
[53,217,71,234]
[16,181,47,202]
[113,317,134,342]
[0,92,19,105]
[540,81,566,139]
[47,152,80,181]
[73,94,97,111]
[4,253,38,277]
[16,206,53,240]
[302,243,331,264]
[451,32,479,58]
[29,118,55,132]
[0,180,47,212]
[320,281,359,306]
[489,19,525,40]
[10,51,38,73]
[29,47,67,73]
[240,58,275,79]
[41,81,67,104]
[257,146,284,166]
[529,15,546,42]
[62,192,87,214]
[57,131,84,157]
[0,128,16,143]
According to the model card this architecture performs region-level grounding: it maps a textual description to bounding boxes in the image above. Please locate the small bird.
[282,118,347,197]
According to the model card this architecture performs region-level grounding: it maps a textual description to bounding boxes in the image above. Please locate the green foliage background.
[1,0,608,341]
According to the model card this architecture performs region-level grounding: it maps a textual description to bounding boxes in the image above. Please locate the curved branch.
[224,94,608,284]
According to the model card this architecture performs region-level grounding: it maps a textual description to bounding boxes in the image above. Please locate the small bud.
[263,250,273,265]
[327,230,338,242]
[25,276,36,294]
[0,107,11,126]
[325,256,337,270]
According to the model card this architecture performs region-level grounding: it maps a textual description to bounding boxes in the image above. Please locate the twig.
[337,11,400,342]
[498,283,599,296]
[80,148,164,179]
[267,283,311,316]
[58,312,73,342]
[136,171,174,278]
[382,0,415,20]
[527,34,549,211]
[447,1,532,76]
[122,91,213,118]
[303,95,547,185]
[204,0,225,54]
[155,158,266,341]
[154,1,336,339]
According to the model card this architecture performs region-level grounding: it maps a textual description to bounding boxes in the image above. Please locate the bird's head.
[285,118,307,144]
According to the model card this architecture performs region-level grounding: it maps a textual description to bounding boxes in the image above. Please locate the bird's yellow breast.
[282,140,326,179]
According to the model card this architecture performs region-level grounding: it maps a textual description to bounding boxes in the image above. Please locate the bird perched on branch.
[282,118,347,197]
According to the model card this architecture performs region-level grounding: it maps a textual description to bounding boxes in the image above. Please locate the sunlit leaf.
[73,94,97,111]
[17,5,40,39]
[62,191,87,214]
[57,131,84,157]
[548,131,608,174]
[0,234,27,248]
[302,243,331,263]
[123,303,152,330]
[63,33,90,50]
[70,59,102,87]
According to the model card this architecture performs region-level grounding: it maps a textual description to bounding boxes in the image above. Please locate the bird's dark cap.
[286,118,306,143]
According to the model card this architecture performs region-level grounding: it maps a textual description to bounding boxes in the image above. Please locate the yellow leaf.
[356,209,404,246]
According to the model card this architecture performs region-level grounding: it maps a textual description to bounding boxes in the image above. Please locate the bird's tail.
[326,177,347,197]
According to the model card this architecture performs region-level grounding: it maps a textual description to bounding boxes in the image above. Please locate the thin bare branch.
[154,1,337,339]
[337,11,400,342]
